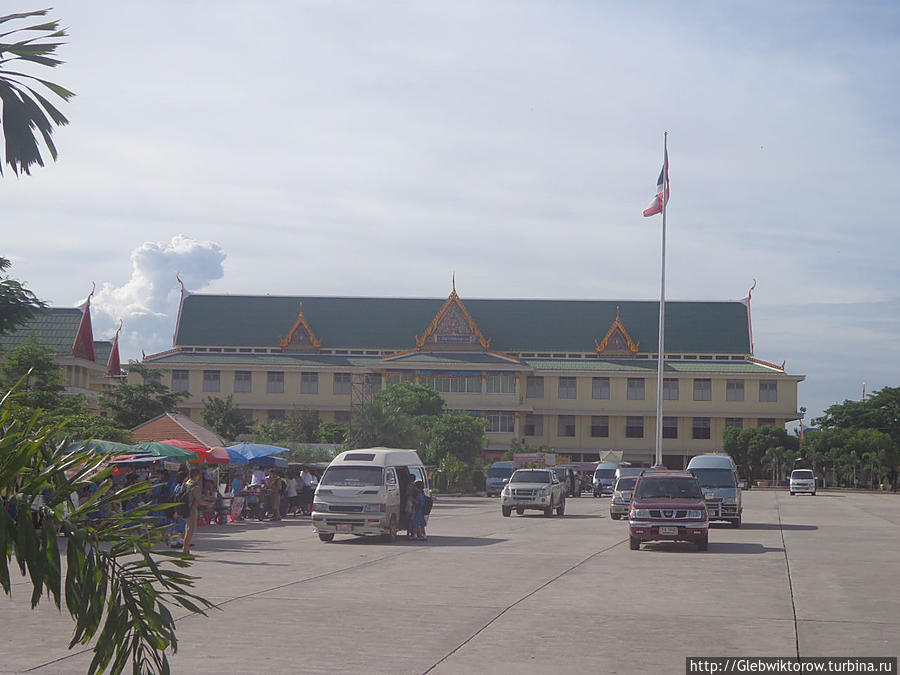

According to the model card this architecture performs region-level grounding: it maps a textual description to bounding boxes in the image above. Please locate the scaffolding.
[348,373,377,448]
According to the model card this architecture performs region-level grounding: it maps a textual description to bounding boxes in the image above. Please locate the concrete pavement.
[2,490,897,674]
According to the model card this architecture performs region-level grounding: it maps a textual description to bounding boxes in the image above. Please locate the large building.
[140,283,804,467]
[0,295,123,406]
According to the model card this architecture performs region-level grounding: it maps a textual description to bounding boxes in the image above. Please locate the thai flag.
[642,149,669,217]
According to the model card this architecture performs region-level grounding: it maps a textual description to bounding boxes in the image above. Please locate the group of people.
[406,480,428,540]
[234,467,320,521]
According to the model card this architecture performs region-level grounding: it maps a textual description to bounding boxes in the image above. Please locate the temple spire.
[106,320,124,376]
[72,283,96,362]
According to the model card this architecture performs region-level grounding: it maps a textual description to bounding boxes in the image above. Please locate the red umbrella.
[160,439,230,465]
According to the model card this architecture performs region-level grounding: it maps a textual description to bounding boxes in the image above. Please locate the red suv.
[628,471,709,551]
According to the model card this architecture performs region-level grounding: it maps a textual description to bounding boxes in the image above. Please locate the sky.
[4,1,899,424]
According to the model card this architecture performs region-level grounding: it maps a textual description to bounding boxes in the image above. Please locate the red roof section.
[130,413,225,448]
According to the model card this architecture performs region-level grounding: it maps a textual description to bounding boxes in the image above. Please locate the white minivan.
[686,454,743,527]
[312,447,430,542]
[789,468,816,495]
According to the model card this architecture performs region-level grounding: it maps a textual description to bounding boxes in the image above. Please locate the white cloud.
[90,236,226,359]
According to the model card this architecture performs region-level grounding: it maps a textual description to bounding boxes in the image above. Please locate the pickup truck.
[501,469,566,517]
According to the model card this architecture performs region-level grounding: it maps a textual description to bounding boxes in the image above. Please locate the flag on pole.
[642,149,669,217]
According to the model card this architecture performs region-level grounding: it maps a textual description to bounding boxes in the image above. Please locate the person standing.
[284,473,299,515]
[181,468,210,555]
[266,470,284,521]
[411,480,427,541]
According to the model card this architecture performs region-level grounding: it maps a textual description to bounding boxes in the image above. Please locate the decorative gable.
[279,302,322,351]
[415,285,490,350]
[72,285,97,362]
[595,306,640,356]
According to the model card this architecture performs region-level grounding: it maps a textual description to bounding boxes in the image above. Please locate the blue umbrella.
[224,442,289,465]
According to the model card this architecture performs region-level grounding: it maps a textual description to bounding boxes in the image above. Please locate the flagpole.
[654,132,668,467]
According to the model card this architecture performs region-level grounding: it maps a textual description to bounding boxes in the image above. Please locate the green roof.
[175,295,751,354]
[523,359,784,374]
[144,352,379,368]
[0,308,112,365]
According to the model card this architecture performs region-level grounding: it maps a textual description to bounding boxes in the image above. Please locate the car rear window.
[634,477,703,500]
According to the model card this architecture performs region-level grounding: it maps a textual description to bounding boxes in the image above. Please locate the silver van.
[686,454,742,528]
[312,447,429,542]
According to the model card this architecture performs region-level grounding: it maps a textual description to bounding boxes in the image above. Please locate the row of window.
[172,370,779,404]
[518,414,775,438]
[527,376,777,402]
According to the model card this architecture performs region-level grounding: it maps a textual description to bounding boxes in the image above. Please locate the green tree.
[1,390,213,674]
[0,335,64,408]
[502,438,554,461]
[317,421,347,444]
[373,381,444,418]
[252,419,289,445]
[289,409,321,442]
[352,398,420,449]
[0,9,75,176]
[0,256,46,334]
[816,386,900,446]
[98,362,189,430]
[426,411,486,465]
[201,394,251,442]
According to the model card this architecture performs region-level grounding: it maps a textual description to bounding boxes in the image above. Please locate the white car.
[501,469,566,517]
[789,469,816,495]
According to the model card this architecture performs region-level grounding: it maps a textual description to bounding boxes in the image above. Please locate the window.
[301,372,318,394]
[726,379,744,401]
[267,371,284,394]
[663,378,679,401]
[693,378,712,401]
[334,410,351,424]
[526,376,544,399]
[725,417,743,429]
[234,371,252,393]
[486,373,515,394]
[144,371,161,386]
[171,370,189,392]
[387,372,413,386]
[557,415,576,437]
[692,417,711,439]
[627,378,645,400]
[268,410,285,422]
[591,415,609,438]
[421,375,481,393]
[202,370,220,393]
[333,372,352,395]
[759,380,778,402]
[626,416,644,438]
[486,413,515,433]
[366,373,382,393]
[524,414,543,436]
[558,377,577,399]
[592,377,610,400]
[663,416,678,439]
[758,418,776,427]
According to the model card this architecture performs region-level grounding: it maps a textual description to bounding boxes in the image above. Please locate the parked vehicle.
[485,461,515,497]
[501,468,566,517]
[592,462,619,497]
[789,468,817,495]
[551,465,581,497]
[686,454,743,528]
[615,466,643,481]
[312,448,429,542]
[609,476,637,520]
[629,470,709,550]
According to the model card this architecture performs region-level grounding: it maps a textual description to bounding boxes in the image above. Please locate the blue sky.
[4,1,899,423]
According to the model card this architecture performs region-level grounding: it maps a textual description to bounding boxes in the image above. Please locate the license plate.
[336,524,353,532]
[659,526,678,535]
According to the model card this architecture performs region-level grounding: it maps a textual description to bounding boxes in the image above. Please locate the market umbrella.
[246,455,288,468]
[66,439,135,455]
[158,439,229,465]
[130,441,198,461]
[224,442,289,466]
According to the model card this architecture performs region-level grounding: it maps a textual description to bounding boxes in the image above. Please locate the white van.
[686,454,743,527]
[312,447,429,542]
[789,468,816,495]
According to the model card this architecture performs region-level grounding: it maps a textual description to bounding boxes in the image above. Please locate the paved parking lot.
[2,490,898,674]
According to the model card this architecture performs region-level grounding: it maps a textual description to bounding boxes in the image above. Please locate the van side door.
[385,467,400,516]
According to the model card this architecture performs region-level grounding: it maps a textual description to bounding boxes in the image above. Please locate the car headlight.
[313,502,327,512]
[630,509,650,519]
[501,487,510,495]
[688,510,703,519]
[723,498,737,505]
[363,503,385,513]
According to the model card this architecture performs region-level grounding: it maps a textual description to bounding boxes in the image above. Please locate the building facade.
[140,284,804,466]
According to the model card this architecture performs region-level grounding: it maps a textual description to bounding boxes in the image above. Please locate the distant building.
[139,282,805,467]
[0,294,123,407]
[130,412,225,447]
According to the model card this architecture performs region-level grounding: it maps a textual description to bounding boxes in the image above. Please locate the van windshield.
[792,470,814,480]
[320,466,384,487]
[487,468,514,479]
[510,470,550,483]
[634,477,703,500]
[691,468,737,488]
[595,469,616,479]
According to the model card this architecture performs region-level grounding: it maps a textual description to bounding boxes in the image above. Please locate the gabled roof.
[173,294,752,355]
[130,412,225,448]
[0,307,112,362]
